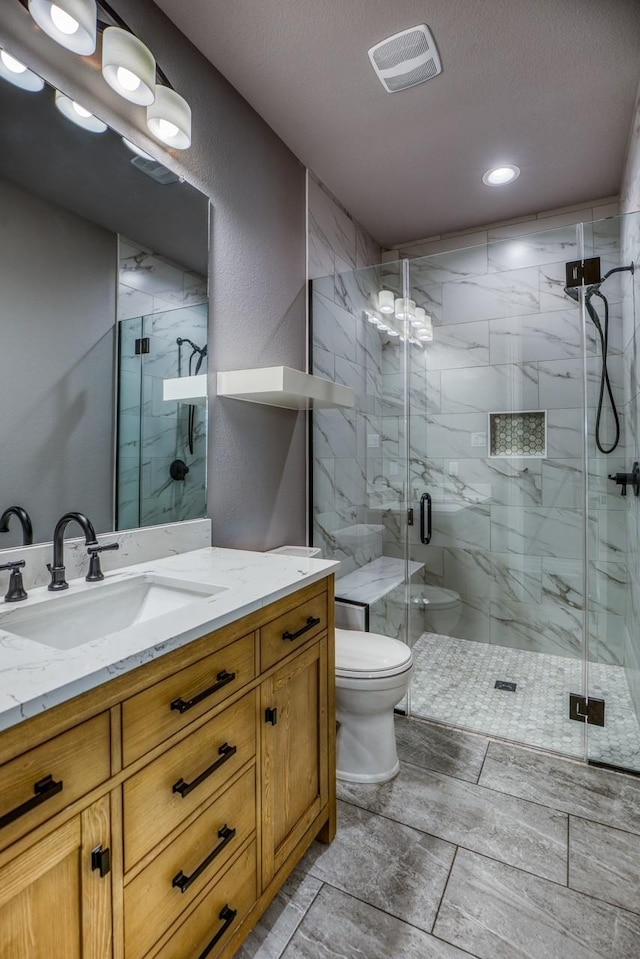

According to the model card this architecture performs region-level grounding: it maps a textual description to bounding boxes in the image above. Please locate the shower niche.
[489,410,547,458]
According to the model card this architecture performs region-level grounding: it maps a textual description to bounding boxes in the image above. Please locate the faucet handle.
[86,542,119,583]
[0,560,28,603]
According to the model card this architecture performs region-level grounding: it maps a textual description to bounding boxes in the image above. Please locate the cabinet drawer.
[122,633,256,765]
[150,839,257,959]
[124,691,256,869]
[125,765,256,959]
[0,713,110,852]
[260,591,327,672]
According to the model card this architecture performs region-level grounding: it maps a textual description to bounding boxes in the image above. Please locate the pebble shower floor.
[410,632,640,771]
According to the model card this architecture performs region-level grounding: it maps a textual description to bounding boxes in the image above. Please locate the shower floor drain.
[495,680,517,692]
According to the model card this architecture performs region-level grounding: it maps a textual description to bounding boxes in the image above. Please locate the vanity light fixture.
[411,306,427,327]
[482,164,520,186]
[102,27,155,105]
[417,316,434,342]
[147,85,192,149]
[394,297,416,321]
[28,0,97,55]
[377,290,395,314]
[55,89,107,132]
[23,0,193,150]
[0,49,45,91]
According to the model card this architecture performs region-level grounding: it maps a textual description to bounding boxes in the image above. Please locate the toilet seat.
[335,628,412,680]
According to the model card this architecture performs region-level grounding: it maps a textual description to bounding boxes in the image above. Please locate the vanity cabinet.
[0,796,112,959]
[0,574,335,959]
[261,642,328,886]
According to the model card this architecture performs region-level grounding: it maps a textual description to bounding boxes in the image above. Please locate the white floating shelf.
[217,367,355,410]
[163,374,207,407]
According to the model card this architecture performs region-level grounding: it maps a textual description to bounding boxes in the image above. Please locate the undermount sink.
[0,574,227,650]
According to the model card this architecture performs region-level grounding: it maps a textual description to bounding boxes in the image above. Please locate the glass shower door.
[583,211,640,772]
[310,261,411,649]
[139,305,208,527]
[404,228,589,758]
[115,304,208,531]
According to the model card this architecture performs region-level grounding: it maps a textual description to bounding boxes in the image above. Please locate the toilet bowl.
[335,627,413,784]
[415,586,461,635]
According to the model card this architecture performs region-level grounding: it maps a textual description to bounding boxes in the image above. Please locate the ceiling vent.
[130,155,180,185]
[368,24,442,93]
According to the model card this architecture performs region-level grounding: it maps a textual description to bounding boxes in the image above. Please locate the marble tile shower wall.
[311,265,388,577]
[307,174,381,280]
[118,237,208,322]
[117,239,208,531]
[379,222,630,665]
[309,172,385,577]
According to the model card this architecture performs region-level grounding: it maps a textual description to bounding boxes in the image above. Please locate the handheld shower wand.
[564,263,634,454]
[176,337,208,456]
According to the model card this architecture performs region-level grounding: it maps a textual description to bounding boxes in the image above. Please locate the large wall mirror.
[0,56,210,549]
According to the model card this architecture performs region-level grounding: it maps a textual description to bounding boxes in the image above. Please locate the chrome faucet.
[0,506,33,546]
[48,512,98,591]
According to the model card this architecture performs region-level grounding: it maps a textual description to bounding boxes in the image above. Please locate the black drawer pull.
[172,743,237,798]
[198,905,238,959]
[170,670,236,714]
[172,824,236,893]
[282,615,321,642]
[0,775,63,830]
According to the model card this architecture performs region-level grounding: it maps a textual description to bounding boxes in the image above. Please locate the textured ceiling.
[152,0,640,246]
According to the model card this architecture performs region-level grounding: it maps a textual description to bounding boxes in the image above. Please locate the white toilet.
[417,586,462,635]
[335,627,413,784]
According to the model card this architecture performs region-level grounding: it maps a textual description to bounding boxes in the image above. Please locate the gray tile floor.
[234,716,640,959]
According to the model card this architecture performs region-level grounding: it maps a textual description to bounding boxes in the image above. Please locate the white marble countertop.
[0,547,339,733]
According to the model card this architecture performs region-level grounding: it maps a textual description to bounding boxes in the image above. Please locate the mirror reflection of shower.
[177,337,208,455]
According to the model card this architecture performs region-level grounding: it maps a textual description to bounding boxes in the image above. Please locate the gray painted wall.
[0,0,307,551]
[0,175,115,547]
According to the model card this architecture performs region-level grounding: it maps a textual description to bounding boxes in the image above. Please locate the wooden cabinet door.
[0,796,112,959]
[260,641,328,886]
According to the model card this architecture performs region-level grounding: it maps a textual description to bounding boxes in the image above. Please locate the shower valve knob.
[608,463,640,497]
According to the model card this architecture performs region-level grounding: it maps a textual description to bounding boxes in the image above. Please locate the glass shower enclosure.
[311,210,640,773]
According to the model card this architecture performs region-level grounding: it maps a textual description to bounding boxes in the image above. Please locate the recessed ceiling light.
[482,164,520,186]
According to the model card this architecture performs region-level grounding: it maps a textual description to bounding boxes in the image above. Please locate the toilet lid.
[420,586,460,610]
[335,628,413,678]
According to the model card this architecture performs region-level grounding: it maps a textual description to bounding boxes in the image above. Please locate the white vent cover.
[130,155,180,185]
[368,24,442,93]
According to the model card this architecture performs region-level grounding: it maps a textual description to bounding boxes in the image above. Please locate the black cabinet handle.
[0,775,63,830]
[172,824,236,893]
[420,492,432,545]
[282,616,321,641]
[91,844,111,878]
[198,905,237,959]
[265,707,278,726]
[170,670,236,714]
[172,743,237,798]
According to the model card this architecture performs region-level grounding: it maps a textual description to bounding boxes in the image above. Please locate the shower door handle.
[420,492,432,545]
